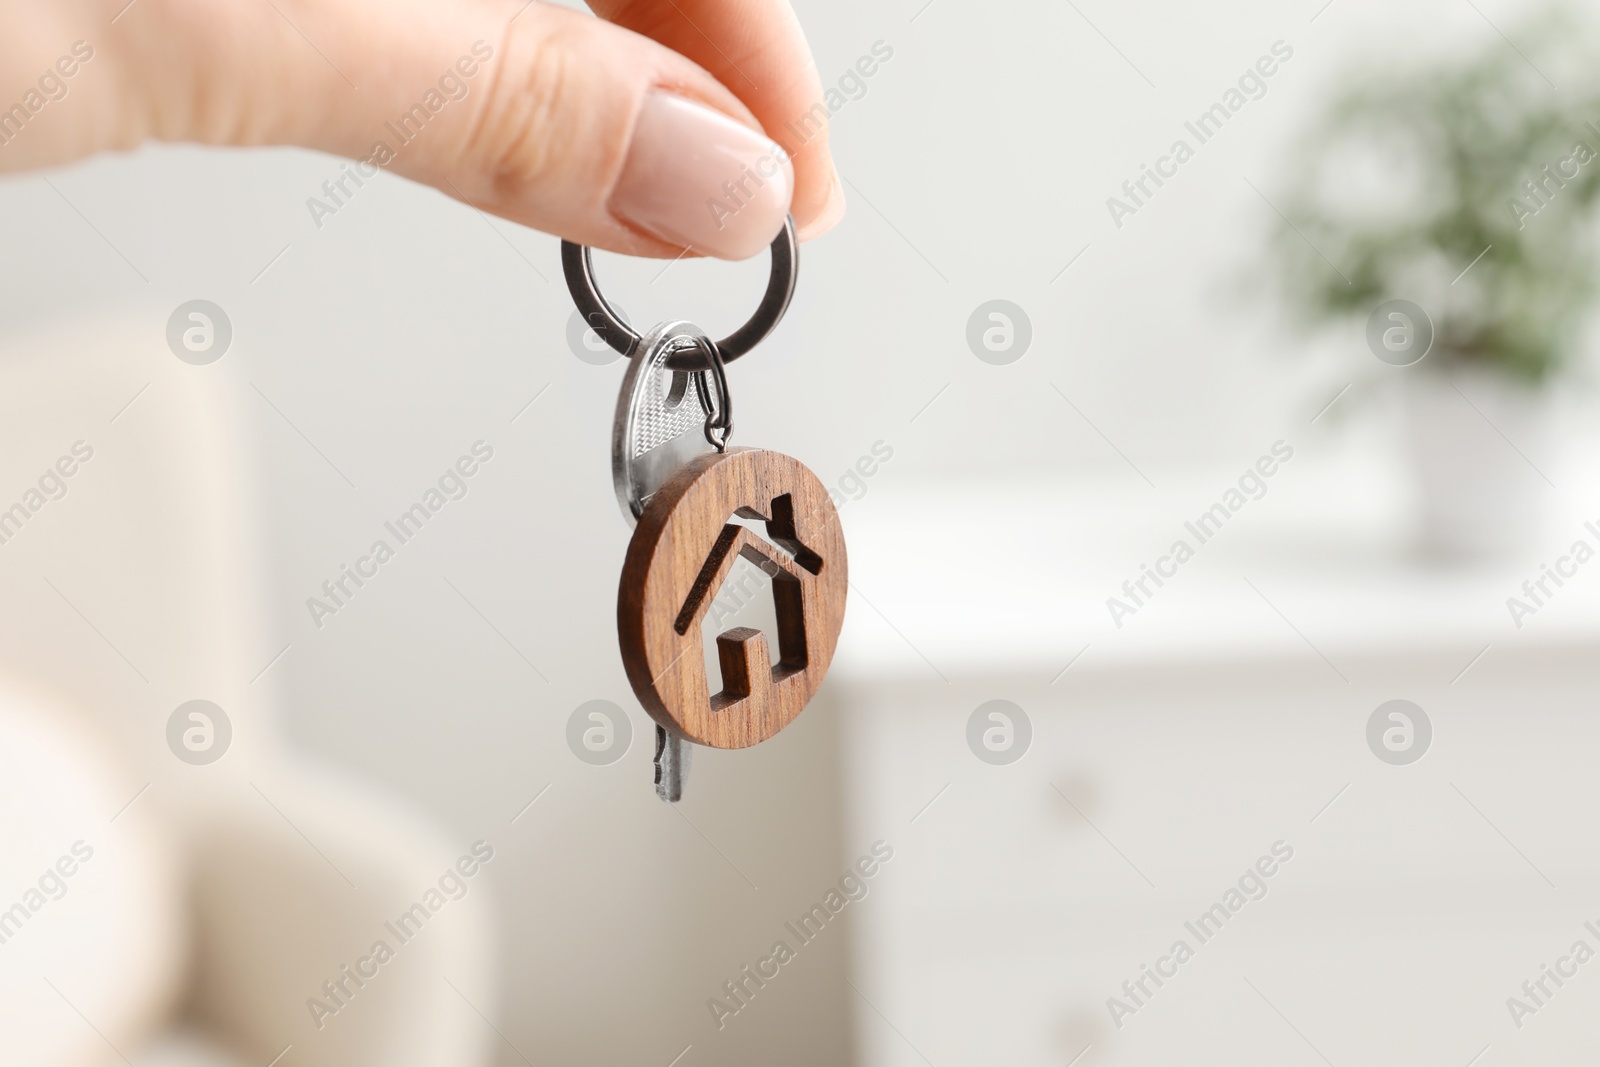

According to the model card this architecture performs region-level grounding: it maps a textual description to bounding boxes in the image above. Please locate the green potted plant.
[1266,10,1600,558]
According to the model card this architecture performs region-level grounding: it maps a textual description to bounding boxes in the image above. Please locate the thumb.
[122,0,795,259]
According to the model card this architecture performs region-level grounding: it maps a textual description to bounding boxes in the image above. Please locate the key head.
[618,447,848,749]
[612,321,715,528]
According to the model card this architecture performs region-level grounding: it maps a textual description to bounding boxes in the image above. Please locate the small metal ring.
[561,216,797,371]
[689,336,733,451]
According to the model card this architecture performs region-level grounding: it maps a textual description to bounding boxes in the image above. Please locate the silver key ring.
[561,216,798,372]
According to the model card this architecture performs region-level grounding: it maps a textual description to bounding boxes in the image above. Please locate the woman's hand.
[0,0,842,258]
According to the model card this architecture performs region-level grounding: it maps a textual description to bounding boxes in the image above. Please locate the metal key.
[612,320,716,528]
[614,320,717,800]
[654,727,692,802]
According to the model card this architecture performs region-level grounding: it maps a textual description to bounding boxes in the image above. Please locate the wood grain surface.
[617,447,848,749]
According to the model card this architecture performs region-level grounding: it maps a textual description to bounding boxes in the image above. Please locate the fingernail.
[797,165,846,241]
[610,92,794,260]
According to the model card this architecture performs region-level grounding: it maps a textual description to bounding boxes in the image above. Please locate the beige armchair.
[0,311,499,1067]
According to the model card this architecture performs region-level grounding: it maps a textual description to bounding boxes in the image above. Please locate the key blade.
[654,725,692,802]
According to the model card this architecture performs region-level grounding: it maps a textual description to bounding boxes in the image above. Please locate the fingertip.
[609,91,795,261]
[795,164,845,241]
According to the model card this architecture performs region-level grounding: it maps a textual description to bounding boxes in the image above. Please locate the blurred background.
[6,0,1600,1064]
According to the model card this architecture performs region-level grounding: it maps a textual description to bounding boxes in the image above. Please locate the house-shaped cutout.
[673,493,824,712]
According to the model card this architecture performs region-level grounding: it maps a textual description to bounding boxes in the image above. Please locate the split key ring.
[561,216,797,372]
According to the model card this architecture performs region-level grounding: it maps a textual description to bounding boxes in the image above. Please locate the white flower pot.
[1400,366,1552,561]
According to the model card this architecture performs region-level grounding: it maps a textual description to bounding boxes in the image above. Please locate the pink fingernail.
[610,92,793,261]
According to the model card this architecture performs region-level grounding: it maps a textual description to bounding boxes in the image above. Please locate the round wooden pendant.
[617,447,848,749]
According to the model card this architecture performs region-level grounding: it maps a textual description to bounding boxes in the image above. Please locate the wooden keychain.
[562,219,847,801]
